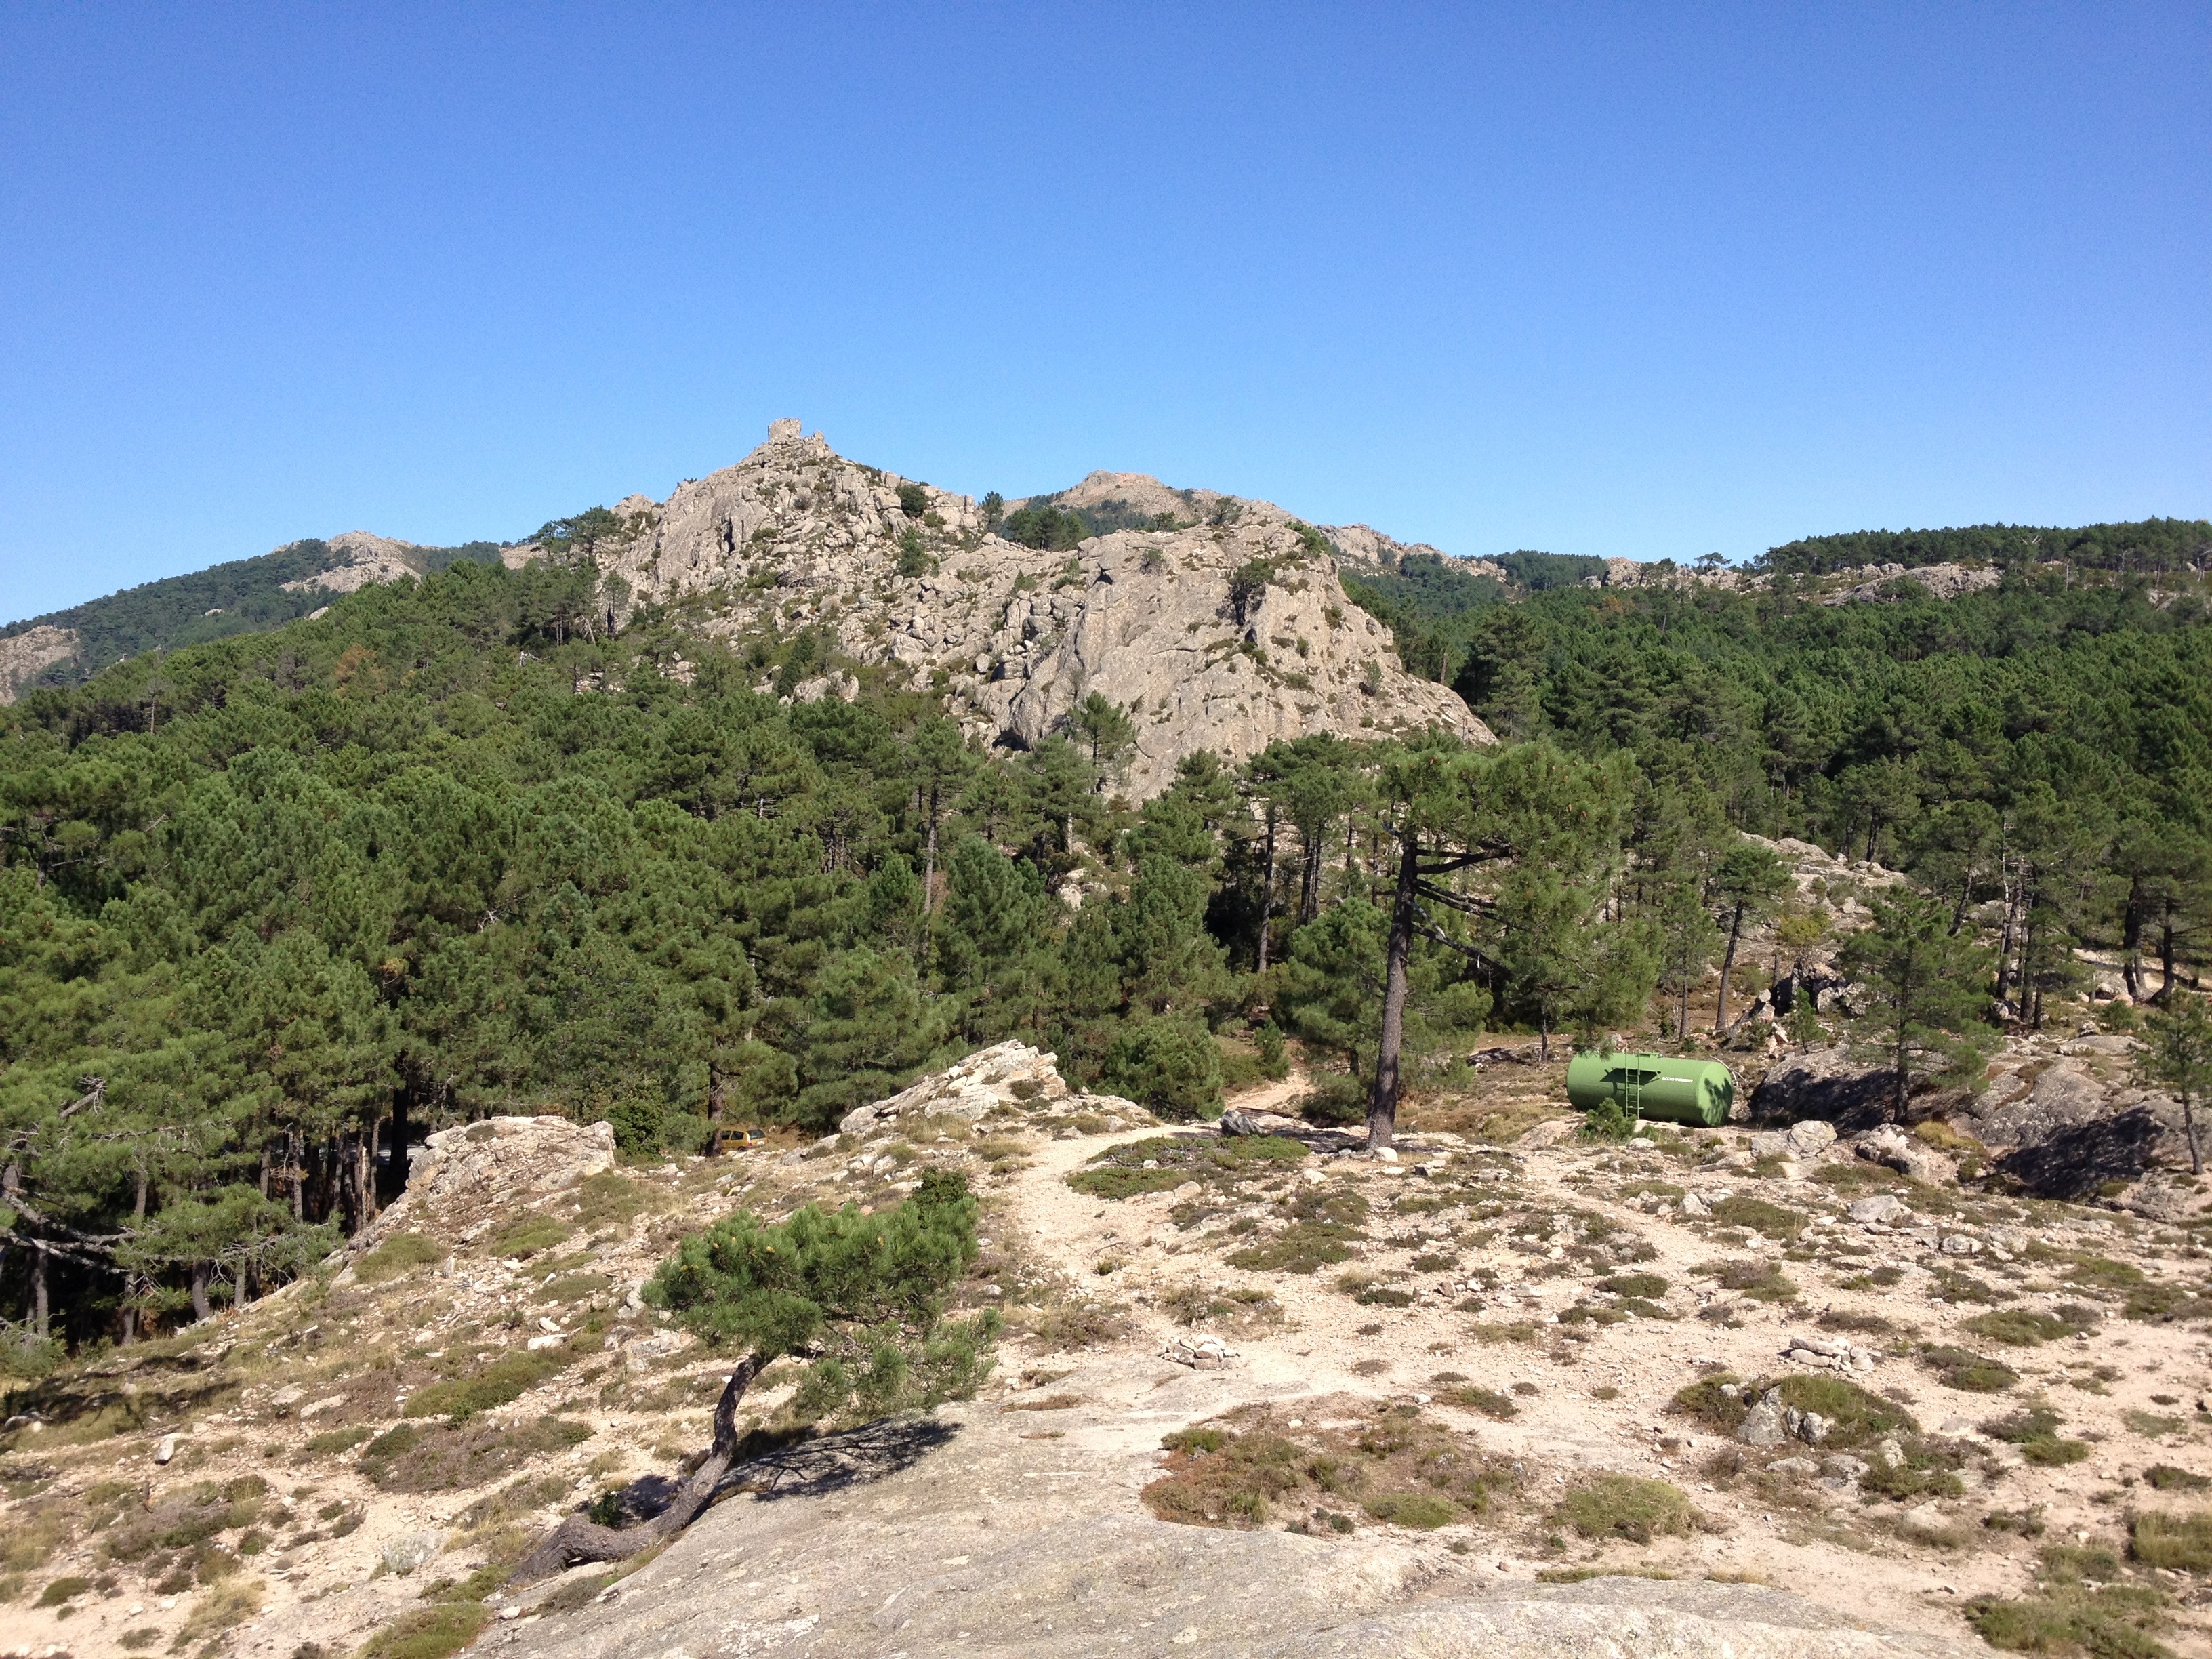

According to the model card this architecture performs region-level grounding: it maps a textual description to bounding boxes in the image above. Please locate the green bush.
[2146,1465,2211,1492]
[403,1352,566,1420]
[1554,1476,1696,1542]
[1774,1374,1914,1450]
[356,1233,442,1285]
[487,1216,570,1259]
[603,1092,708,1156]
[1066,1132,1308,1200]
[1983,1408,2093,1465]
[360,1417,590,1494]
[1364,1492,1457,1529]
[2131,1509,2212,1572]
[1254,1021,1289,1080]
[1707,1195,1803,1238]
[301,1425,373,1458]
[1297,1072,1368,1127]
[1964,1306,2097,1347]
[1690,1259,1799,1303]
[359,1601,492,1659]
[897,527,933,578]
[1579,1097,1639,1143]
[1447,1385,1519,1420]
[0,1320,61,1380]
[1921,1345,2019,1393]
[1101,1017,1224,1119]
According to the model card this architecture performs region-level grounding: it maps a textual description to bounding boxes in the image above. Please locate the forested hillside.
[4,526,2211,1358]
[1,536,505,691]
[1756,515,2211,577]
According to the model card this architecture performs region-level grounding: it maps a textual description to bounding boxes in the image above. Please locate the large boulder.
[838,1040,1153,1136]
[1959,1044,2196,1200]
[501,1393,1975,1659]
[353,1115,617,1253]
[1748,1045,1900,1132]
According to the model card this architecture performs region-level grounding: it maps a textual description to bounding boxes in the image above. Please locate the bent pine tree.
[509,1170,996,1581]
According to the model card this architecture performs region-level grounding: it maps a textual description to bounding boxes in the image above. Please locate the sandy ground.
[6,1052,2211,1658]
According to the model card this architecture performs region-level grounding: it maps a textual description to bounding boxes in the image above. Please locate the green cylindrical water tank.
[1564,1051,1734,1127]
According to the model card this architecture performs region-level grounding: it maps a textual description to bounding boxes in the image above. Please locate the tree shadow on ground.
[725,1416,962,1503]
[1993,1105,2165,1200]
[607,1416,966,1523]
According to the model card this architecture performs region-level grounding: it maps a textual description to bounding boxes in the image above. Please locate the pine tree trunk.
[389,1086,411,1201]
[2121,879,2145,1001]
[1366,831,1420,1153]
[1715,903,1744,1035]
[1994,869,2020,1008]
[363,1122,380,1223]
[31,1241,49,1339]
[1256,811,1278,973]
[510,1354,763,1583]
[190,1261,212,1322]
[923,787,939,915]
[2185,1094,2203,1176]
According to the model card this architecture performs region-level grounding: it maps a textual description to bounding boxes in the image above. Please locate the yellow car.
[710,1126,766,1155]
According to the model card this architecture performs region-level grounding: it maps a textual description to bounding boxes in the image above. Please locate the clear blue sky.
[3,3,2206,620]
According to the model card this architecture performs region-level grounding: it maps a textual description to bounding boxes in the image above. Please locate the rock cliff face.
[591,424,1492,796]
[0,623,80,701]
[279,531,436,596]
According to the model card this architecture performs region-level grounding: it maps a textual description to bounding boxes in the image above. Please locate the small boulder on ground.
[381,1530,444,1574]
[1854,1125,1956,1186]
[1737,1389,1789,1446]
[1221,1108,1307,1138]
[1846,1193,1909,1225]
[1161,1334,1239,1370]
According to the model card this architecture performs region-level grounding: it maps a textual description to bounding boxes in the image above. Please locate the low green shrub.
[356,1233,443,1285]
[1963,1305,2097,1347]
[1446,1385,1519,1420]
[1553,1475,1696,1543]
[404,1352,567,1420]
[1920,1345,2019,1393]
[2131,1509,2212,1573]
[359,1601,491,1659]
[1364,1492,1458,1529]
[487,1216,570,1260]
[2145,1466,2211,1492]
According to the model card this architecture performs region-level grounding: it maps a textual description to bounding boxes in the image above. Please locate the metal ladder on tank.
[1620,1065,1642,1126]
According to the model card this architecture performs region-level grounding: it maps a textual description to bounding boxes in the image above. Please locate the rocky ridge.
[573,422,1490,796]
[276,532,443,597]
[0,626,79,702]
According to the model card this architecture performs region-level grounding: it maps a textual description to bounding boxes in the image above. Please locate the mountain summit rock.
[579,422,1491,796]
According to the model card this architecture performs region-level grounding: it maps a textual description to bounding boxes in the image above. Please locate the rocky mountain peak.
[589,422,1491,796]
